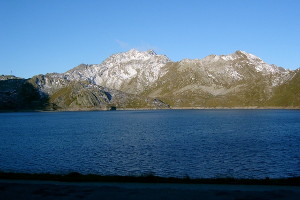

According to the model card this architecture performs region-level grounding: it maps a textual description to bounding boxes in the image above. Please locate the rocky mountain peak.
[233,50,263,62]
[146,49,157,55]
[59,49,171,94]
[101,49,169,65]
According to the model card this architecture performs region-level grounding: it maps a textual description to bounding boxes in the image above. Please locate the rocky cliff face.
[47,81,169,110]
[1,49,299,111]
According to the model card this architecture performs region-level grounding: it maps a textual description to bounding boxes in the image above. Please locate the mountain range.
[1,49,299,111]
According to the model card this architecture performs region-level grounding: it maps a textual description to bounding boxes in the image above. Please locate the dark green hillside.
[0,75,49,111]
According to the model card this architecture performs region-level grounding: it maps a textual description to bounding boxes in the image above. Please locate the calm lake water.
[0,109,300,179]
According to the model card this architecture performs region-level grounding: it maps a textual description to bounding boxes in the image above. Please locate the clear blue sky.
[1,0,299,78]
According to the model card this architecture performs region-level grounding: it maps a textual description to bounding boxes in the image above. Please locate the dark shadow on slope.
[0,78,50,111]
[104,91,112,101]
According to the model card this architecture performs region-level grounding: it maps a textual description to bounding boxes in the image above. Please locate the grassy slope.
[142,62,272,108]
[266,70,300,107]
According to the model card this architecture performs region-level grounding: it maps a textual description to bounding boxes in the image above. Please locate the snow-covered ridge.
[189,50,289,75]
[178,50,292,85]
[181,51,263,64]
[62,49,171,94]
[230,50,287,75]
[101,49,167,64]
[199,50,264,63]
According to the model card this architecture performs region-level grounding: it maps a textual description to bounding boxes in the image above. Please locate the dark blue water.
[0,110,300,179]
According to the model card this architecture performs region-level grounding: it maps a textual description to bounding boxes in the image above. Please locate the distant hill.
[1,49,299,111]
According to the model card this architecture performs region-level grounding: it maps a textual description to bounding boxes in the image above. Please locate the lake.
[0,109,300,179]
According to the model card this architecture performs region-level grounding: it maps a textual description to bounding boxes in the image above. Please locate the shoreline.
[1,106,300,113]
[1,174,300,200]
[1,172,300,186]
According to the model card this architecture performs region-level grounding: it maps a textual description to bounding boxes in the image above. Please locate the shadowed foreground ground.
[1,180,300,200]
[1,173,300,199]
